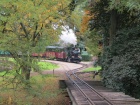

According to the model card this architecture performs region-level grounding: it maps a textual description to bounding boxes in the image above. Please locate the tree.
[87,0,140,98]
[71,0,140,98]
[0,0,70,86]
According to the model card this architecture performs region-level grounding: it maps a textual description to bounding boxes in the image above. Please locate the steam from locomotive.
[59,26,77,45]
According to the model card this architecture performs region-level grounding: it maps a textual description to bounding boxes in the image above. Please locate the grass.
[81,66,102,81]
[38,61,58,71]
[8,57,58,71]
[0,75,69,105]
[0,60,58,76]
[82,66,101,72]
[0,58,68,105]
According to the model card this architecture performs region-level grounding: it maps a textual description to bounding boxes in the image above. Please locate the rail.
[66,63,114,105]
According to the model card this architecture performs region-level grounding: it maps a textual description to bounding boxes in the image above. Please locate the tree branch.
[39,0,43,5]
[20,22,29,40]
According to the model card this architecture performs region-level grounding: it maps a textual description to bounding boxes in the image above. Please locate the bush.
[81,55,92,61]
[101,26,140,98]
[81,51,92,61]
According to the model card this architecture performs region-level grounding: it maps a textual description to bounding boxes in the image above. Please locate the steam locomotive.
[32,45,82,63]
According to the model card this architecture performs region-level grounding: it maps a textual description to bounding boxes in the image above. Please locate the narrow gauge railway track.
[66,63,114,105]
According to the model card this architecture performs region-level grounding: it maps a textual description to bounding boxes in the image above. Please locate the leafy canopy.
[0,0,71,84]
[0,0,70,52]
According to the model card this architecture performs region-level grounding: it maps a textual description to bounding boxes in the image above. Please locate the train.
[0,43,91,63]
[32,45,82,63]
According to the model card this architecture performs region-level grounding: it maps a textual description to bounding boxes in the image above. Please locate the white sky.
[60,26,77,45]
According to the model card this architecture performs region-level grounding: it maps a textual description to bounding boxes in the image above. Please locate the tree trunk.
[109,9,117,46]
[25,67,31,80]
[22,66,31,80]
[21,56,32,81]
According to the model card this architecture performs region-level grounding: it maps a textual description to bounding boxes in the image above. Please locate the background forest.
[70,0,140,98]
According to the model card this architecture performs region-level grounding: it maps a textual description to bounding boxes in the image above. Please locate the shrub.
[101,26,140,98]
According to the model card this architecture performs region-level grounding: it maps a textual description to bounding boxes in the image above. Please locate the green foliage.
[89,0,110,30]
[68,0,86,12]
[109,0,140,13]
[101,26,140,98]
[0,59,58,76]
[69,0,88,29]
[0,0,71,84]
[81,50,92,61]
[70,4,84,30]
[0,75,65,105]
[73,0,140,99]
[0,57,58,95]
[84,30,102,56]
[81,55,91,61]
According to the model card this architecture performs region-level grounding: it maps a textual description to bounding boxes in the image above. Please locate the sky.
[60,26,77,45]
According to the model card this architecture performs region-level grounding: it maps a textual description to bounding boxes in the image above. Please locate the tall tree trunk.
[109,9,117,46]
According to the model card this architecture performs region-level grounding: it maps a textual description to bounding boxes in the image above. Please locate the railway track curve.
[66,63,114,105]
[41,60,140,105]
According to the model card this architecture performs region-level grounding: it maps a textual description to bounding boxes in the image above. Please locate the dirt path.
[30,60,92,80]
